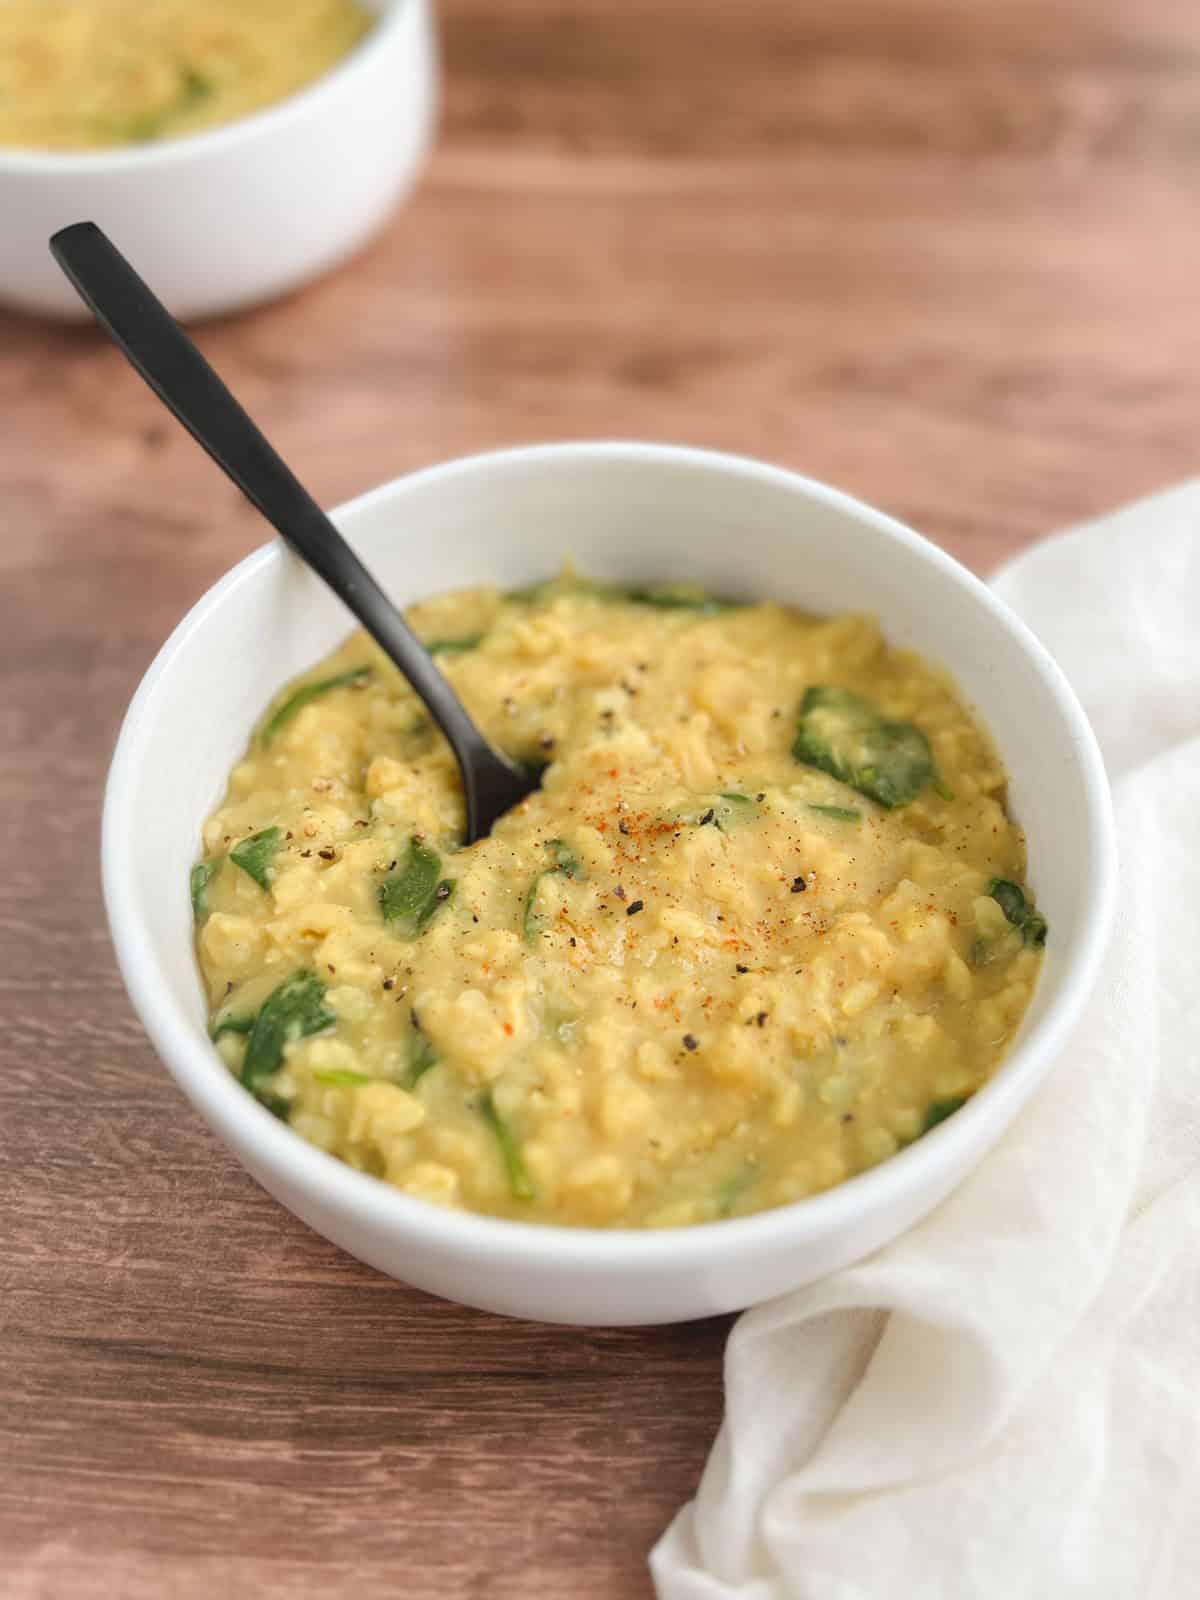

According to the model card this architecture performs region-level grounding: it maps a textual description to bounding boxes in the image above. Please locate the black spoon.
[50,221,537,844]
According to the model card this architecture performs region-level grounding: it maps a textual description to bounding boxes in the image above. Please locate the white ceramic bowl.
[103,443,1116,1325]
[0,0,436,321]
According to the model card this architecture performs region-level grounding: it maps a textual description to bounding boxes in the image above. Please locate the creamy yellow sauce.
[0,0,373,150]
[192,575,1046,1228]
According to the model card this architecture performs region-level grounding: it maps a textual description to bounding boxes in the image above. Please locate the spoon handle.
[49,221,491,795]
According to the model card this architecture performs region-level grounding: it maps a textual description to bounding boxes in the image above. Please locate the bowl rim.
[0,0,417,175]
[102,440,1118,1273]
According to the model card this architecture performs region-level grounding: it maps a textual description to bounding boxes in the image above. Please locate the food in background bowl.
[191,572,1047,1228]
[0,0,373,151]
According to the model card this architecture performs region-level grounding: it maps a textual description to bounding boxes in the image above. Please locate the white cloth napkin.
[651,484,1200,1600]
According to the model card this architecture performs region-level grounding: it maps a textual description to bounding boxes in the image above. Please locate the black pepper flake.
[791,875,807,893]
[435,881,452,901]
[318,847,336,861]
[627,899,645,916]
[618,819,630,836]
[755,1011,768,1027]
[614,884,627,901]
[699,808,716,826]
[285,831,294,841]
[382,978,395,991]
[842,1112,855,1124]
[300,849,312,858]
[683,1033,699,1051]
[756,792,765,802]
[735,963,750,974]
[569,936,577,947]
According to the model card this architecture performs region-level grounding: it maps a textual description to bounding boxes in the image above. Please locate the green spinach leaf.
[428,634,484,656]
[806,803,862,822]
[181,68,215,105]
[792,686,933,808]
[100,67,217,144]
[510,578,739,615]
[190,859,219,920]
[715,1161,756,1217]
[380,838,455,936]
[230,826,283,891]
[408,1019,439,1087]
[922,1095,970,1133]
[481,1089,535,1201]
[260,665,371,746]
[211,1012,255,1044]
[675,792,758,832]
[523,837,585,943]
[547,838,584,877]
[522,876,548,944]
[987,878,1048,946]
[241,971,335,1106]
[623,585,741,615]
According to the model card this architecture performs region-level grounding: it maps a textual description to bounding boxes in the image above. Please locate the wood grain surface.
[3,0,1199,1594]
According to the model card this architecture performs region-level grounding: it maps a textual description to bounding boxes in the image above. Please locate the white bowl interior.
[105,444,1114,1323]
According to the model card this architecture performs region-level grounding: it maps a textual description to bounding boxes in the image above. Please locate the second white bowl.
[102,443,1116,1324]
[0,0,436,320]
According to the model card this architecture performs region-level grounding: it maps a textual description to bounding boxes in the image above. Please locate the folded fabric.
[652,483,1200,1600]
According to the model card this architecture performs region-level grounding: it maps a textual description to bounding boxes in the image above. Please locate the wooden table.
[4,1,1198,1594]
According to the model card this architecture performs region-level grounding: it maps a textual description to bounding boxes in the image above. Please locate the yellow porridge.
[191,575,1047,1228]
[0,0,373,150]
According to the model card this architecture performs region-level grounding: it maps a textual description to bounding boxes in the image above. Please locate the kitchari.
[191,574,1046,1228]
[0,0,373,150]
